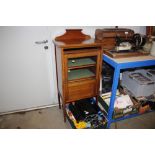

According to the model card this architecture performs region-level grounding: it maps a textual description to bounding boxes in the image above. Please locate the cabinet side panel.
[55,46,63,96]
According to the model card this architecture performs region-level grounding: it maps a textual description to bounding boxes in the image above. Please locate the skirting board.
[0,104,59,116]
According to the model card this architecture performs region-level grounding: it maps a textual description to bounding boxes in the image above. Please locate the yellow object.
[66,108,87,129]
[73,120,87,129]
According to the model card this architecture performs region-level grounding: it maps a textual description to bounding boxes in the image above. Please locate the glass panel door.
[67,56,97,81]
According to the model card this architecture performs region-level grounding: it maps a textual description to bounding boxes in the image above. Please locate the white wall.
[0,27,57,113]
[0,26,146,114]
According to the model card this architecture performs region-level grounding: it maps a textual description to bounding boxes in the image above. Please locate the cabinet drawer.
[67,79,96,102]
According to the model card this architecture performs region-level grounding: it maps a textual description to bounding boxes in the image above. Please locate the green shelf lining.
[68,57,96,68]
[68,68,95,80]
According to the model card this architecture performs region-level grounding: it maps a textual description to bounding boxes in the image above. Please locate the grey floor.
[0,106,155,129]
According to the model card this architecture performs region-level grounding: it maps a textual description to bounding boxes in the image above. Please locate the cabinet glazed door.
[64,49,101,102]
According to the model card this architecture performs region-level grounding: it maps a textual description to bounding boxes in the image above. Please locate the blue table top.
[103,54,155,69]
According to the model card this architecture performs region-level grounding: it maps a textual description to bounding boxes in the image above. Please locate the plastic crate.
[122,70,155,97]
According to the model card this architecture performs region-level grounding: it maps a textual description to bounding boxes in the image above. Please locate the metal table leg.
[107,66,120,128]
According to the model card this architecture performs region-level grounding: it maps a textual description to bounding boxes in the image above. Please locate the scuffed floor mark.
[17,111,26,115]
[38,110,42,114]
[0,117,4,123]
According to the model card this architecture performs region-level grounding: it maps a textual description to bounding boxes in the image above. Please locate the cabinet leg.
[96,96,98,105]
[62,104,66,122]
[58,92,61,109]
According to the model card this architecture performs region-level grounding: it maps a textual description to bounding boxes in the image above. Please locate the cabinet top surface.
[53,38,102,48]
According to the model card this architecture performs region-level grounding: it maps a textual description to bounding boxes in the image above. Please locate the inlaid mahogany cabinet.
[53,29,103,122]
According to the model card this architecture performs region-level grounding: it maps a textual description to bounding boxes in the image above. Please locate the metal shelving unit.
[102,54,155,128]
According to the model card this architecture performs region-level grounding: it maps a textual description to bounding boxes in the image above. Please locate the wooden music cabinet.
[53,29,103,122]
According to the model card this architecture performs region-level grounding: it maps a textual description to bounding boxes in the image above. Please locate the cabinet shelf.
[68,68,95,81]
[68,64,96,70]
[68,57,96,69]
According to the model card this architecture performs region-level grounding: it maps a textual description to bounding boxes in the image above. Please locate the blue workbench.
[103,54,155,128]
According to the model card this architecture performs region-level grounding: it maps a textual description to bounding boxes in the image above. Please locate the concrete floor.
[0,106,155,129]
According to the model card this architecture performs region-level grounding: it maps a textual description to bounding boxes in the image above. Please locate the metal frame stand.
[103,55,155,128]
